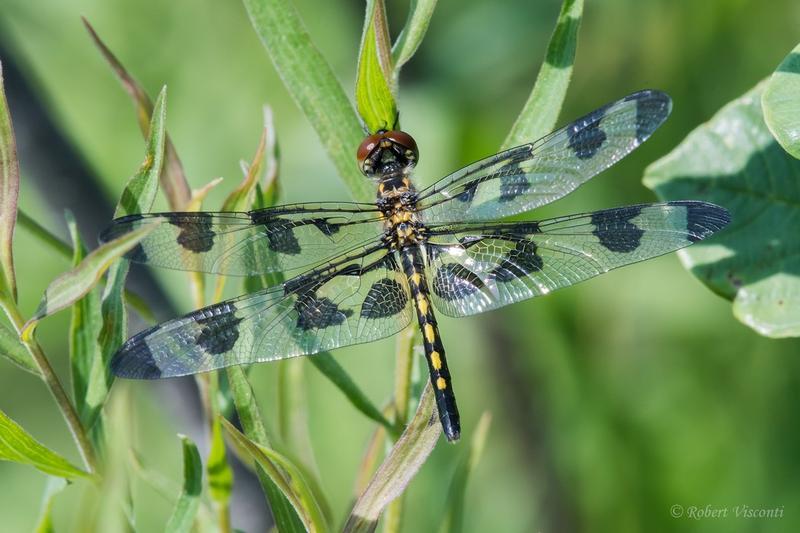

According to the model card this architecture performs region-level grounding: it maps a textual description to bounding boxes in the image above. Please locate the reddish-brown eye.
[385,130,419,161]
[356,133,384,166]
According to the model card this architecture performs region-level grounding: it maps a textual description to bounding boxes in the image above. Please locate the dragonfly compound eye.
[385,130,419,166]
[357,133,384,176]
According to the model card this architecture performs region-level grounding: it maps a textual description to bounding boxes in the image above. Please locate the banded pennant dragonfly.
[102,90,730,442]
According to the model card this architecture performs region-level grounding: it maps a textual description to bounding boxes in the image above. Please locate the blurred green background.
[1,0,800,531]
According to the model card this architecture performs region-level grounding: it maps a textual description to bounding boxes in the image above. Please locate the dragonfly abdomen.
[399,246,461,442]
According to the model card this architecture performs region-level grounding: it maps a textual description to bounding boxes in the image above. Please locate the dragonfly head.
[357,130,419,178]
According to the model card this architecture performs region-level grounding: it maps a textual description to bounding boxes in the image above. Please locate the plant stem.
[1,299,97,474]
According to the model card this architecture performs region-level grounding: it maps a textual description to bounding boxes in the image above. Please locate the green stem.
[1,299,98,475]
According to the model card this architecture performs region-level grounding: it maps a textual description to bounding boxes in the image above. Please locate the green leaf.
[207,416,233,505]
[439,413,491,533]
[165,435,203,533]
[221,110,269,212]
[644,81,800,337]
[66,213,103,428]
[0,320,36,374]
[0,60,19,304]
[502,0,584,150]
[0,409,90,479]
[227,365,307,533]
[83,18,192,210]
[242,0,373,202]
[356,0,398,132]
[309,354,397,436]
[343,383,441,532]
[391,0,438,82]
[33,477,68,533]
[763,42,800,159]
[22,223,156,335]
[222,418,328,533]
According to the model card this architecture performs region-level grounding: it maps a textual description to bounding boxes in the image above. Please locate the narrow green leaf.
[66,213,104,427]
[439,413,491,533]
[502,0,584,150]
[0,409,90,479]
[33,477,68,533]
[644,81,800,337]
[242,0,373,201]
[22,223,156,334]
[222,418,328,533]
[0,320,36,374]
[165,435,203,533]
[207,416,234,505]
[391,0,438,82]
[222,107,271,212]
[344,384,440,532]
[763,42,800,159]
[227,366,307,533]
[309,354,397,435]
[0,61,19,304]
[356,0,398,132]
[83,18,192,210]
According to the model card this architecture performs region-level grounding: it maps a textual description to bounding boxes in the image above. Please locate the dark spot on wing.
[591,206,644,252]
[111,328,162,379]
[625,90,672,144]
[295,290,353,330]
[250,212,302,255]
[567,103,611,160]
[195,302,243,355]
[498,164,531,202]
[311,218,340,236]
[455,179,479,203]
[126,243,149,263]
[432,264,486,301]
[361,279,408,319]
[671,200,731,242]
[490,240,543,282]
[169,213,216,253]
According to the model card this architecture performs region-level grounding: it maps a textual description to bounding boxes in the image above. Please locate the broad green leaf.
[222,418,328,533]
[33,477,68,533]
[21,223,156,335]
[439,413,491,533]
[227,365,306,533]
[165,435,203,533]
[83,18,191,210]
[309,354,397,435]
[344,384,441,533]
[66,213,103,427]
[644,81,800,337]
[502,0,584,150]
[391,0,438,83]
[242,0,373,202]
[207,416,233,505]
[0,409,90,479]
[763,43,800,159]
[0,320,36,374]
[356,0,398,132]
[0,61,19,304]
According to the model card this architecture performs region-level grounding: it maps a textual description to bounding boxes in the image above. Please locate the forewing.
[417,90,672,224]
[111,247,413,378]
[99,202,384,275]
[424,201,730,317]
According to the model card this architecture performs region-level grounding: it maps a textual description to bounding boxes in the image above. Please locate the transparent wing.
[111,246,413,378]
[99,202,385,276]
[424,201,730,317]
[417,90,672,224]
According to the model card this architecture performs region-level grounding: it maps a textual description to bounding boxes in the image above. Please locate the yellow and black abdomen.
[399,245,461,442]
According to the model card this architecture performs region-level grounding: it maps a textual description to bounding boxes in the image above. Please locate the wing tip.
[668,200,731,241]
[110,334,165,380]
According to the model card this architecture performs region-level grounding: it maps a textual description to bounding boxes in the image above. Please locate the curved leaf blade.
[502,0,584,150]
[0,409,90,480]
[356,0,398,132]
[644,81,800,337]
[207,416,233,505]
[763,43,800,159]
[165,435,203,533]
[344,384,440,532]
[0,320,36,373]
[0,61,19,304]
[392,0,438,81]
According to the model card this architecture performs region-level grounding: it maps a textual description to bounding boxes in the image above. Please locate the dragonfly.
[102,90,730,442]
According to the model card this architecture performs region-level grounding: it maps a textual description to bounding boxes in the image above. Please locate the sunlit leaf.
[344,384,440,532]
[165,435,203,533]
[207,416,233,505]
[83,18,191,210]
[503,0,584,149]
[644,81,800,337]
[242,0,372,201]
[763,42,800,159]
[222,418,328,533]
[0,409,90,479]
[391,0,438,82]
[0,61,19,304]
[33,477,67,533]
[356,0,397,132]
